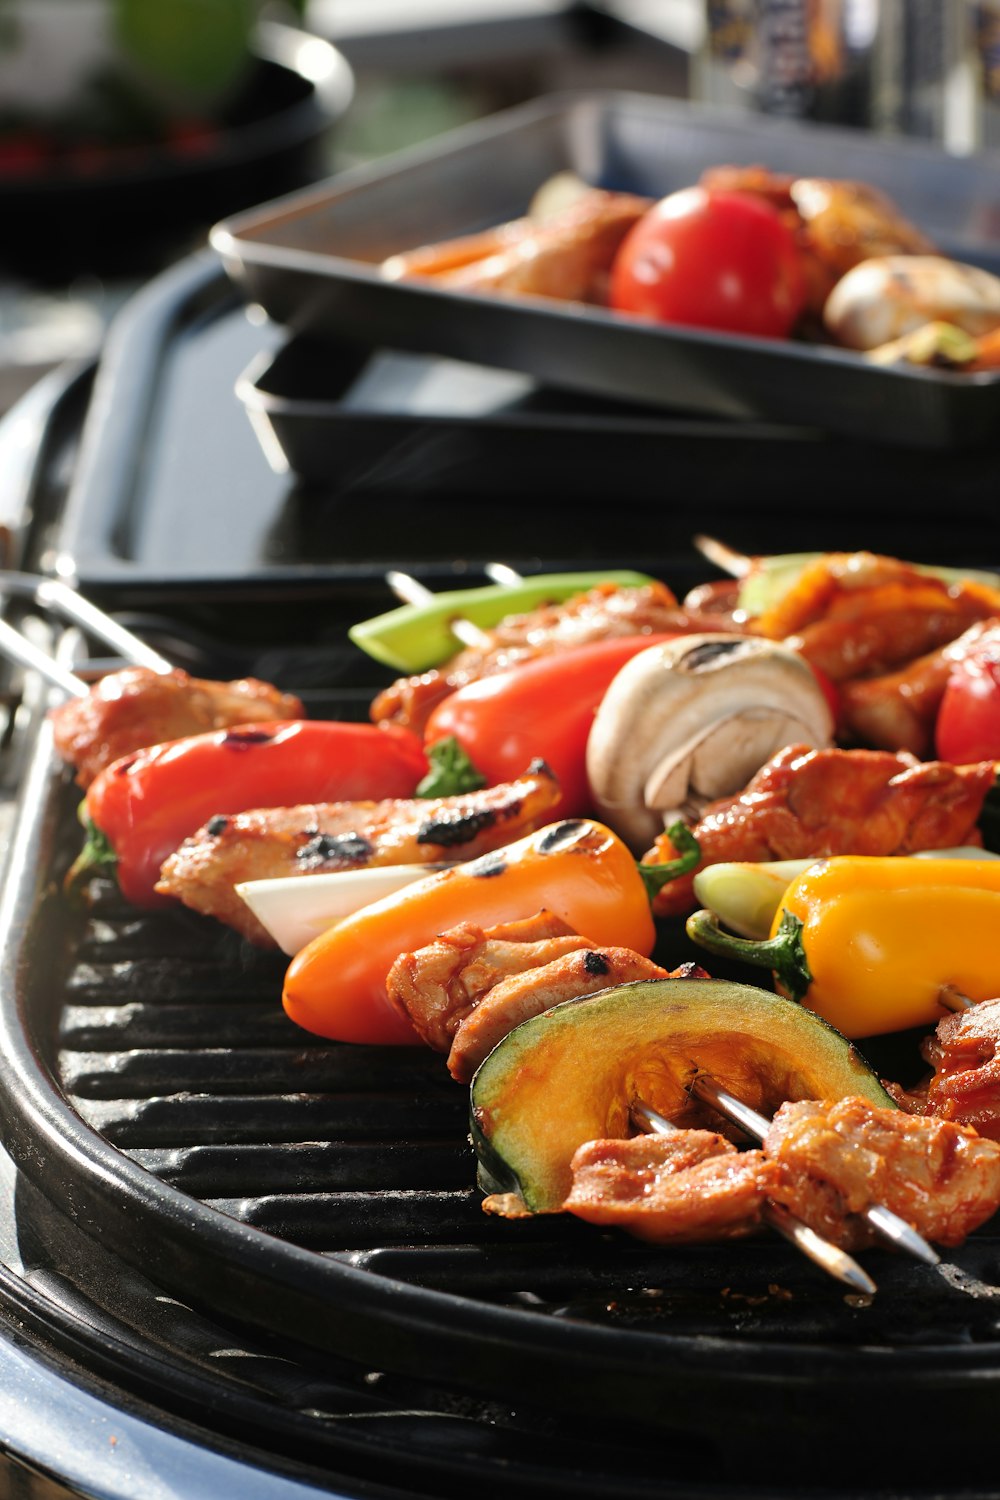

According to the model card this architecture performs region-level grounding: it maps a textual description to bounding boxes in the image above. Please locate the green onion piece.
[350,570,655,673]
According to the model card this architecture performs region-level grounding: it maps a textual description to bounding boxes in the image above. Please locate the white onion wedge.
[236,865,444,956]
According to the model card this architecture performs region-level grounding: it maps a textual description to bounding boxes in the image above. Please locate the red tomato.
[423,635,674,822]
[609,187,805,339]
[936,643,1000,763]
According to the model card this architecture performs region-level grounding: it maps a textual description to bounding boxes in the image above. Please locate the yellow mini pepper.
[686,855,1000,1038]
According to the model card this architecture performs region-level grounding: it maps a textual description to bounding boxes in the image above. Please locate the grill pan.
[2,590,1000,1498]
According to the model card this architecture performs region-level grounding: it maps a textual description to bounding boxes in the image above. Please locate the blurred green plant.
[112,0,259,93]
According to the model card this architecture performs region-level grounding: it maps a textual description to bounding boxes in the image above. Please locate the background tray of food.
[45,247,1000,605]
[211,90,1000,451]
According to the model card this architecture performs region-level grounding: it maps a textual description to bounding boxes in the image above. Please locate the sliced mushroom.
[586,635,835,853]
[824,255,1000,352]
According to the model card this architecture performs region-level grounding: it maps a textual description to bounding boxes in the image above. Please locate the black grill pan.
[3,616,1000,1498]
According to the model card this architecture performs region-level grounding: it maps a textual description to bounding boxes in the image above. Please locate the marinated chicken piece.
[764,1096,1000,1250]
[563,1132,771,1243]
[386,912,709,1080]
[370,580,745,735]
[889,998,1000,1142]
[51,667,303,788]
[155,764,561,944]
[386,910,591,1054]
[700,166,936,320]
[383,189,651,305]
[750,552,1000,683]
[840,619,1000,755]
[446,945,671,1083]
[643,744,995,918]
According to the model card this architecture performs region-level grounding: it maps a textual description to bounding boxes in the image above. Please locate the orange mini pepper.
[283,818,658,1046]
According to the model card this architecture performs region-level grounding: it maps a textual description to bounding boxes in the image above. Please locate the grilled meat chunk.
[750,552,1000,683]
[840,619,1000,755]
[384,189,651,304]
[51,667,303,788]
[643,744,995,917]
[385,911,591,1055]
[386,916,707,1081]
[370,580,742,736]
[889,998,1000,1141]
[156,765,561,945]
[563,1132,771,1243]
[446,945,670,1083]
[764,1096,1000,1250]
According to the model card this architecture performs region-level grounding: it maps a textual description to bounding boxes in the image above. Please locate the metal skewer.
[0,616,90,699]
[482,561,525,588]
[385,569,494,651]
[689,1075,941,1267]
[631,1097,876,1295]
[0,570,175,699]
[691,535,753,578]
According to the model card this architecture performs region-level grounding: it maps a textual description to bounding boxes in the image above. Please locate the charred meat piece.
[643,744,995,918]
[840,618,1000,755]
[156,765,561,945]
[764,1096,1000,1250]
[384,189,651,305]
[370,580,744,735]
[889,998,1000,1142]
[750,552,1000,683]
[563,1132,771,1243]
[51,667,304,788]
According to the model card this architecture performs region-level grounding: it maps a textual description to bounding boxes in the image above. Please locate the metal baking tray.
[211,90,1000,450]
[236,332,812,494]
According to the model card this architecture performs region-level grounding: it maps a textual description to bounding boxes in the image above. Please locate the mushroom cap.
[824,255,1000,351]
[585,634,835,852]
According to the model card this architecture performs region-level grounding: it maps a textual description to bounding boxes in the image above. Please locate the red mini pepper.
[423,634,676,821]
[75,720,429,906]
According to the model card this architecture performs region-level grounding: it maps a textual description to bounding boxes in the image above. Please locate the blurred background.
[1,0,996,412]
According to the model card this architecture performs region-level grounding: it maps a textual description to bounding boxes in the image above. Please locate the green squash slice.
[470,976,895,1214]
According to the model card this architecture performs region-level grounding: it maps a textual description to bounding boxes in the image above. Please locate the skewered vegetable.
[936,630,1000,763]
[349,570,654,673]
[370,578,738,736]
[586,636,834,853]
[423,633,677,823]
[471,976,894,1215]
[72,720,430,907]
[238,863,442,956]
[282,819,660,1047]
[692,846,1000,939]
[686,855,1000,1037]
